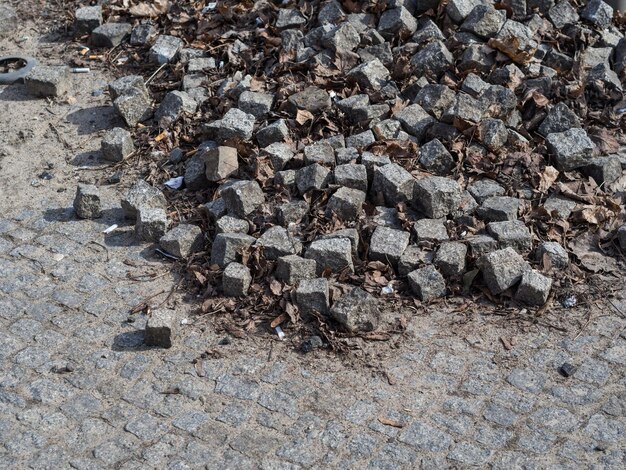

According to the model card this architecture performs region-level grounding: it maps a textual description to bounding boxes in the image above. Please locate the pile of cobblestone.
[60,1,626,337]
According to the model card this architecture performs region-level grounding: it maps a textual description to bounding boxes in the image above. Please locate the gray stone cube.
[25,66,71,98]
[255,226,302,260]
[537,103,581,137]
[434,241,467,277]
[101,127,134,162]
[221,180,265,218]
[378,6,418,39]
[304,142,335,166]
[477,196,520,222]
[256,120,289,147]
[108,75,149,101]
[347,58,390,91]
[581,156,622,185]
[581,0,612,28]
[276,255,317,285]
[617,224,626,250]
[295,278,329,316]
[467,179,505,204]
[155,91,197,122]
[145,309,176,348]
[371,163,416,205]
[305,238,354,275]
[205,108,255,143]
[408,266,446,301]
[204,146,238,182]
[447,0,485,23]
[73,184,101,219]
[414,218,449,243]
[334,164,368,192]
[211,232,255,267]
[345,130,376,149]
[130,23,157,46]
[136,208,168,242]
[414,84,456,120]
[546,128,595,171]
[398,245,434,276]
[91,23,131,48]
[159,224,203,258]
[477,118,508,151]
[410,41,454,78]
[515,270,552,306]
[121,180,167,220]
[537,241,568,269]
[393,104,435,141]
[487,220,532,252]
[114,88,153,127]
[413,176,463,218]
[238,91,274,118]
[296,164,332,194]
[223,262,252,297]
[216,215,249,234]
[287,87,331,114]
[331,288,381,333]
[276,200,309,226]
[460,5,506,39]
[75,6,102,35]
[466,234,498,257]
[326,187,366,221]
[419,139,455,175]
[149,35,184,64]
[478,247,530,294]
[369,226,410,268]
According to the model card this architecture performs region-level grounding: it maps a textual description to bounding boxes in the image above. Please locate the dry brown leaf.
[378,416,404,428]
[270,313,288,328]
[295,109,314,125]
[538,166,559,193]
[129,0,170,17]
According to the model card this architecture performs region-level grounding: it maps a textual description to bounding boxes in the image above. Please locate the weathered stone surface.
[398,245,434,276]
[414,218,449,243]
[149,35,184,64]
[434,242,467,277]
[515,270,552,306]
[544,195,577,219]
[322,22,361,51]
[305,238,354,274]
[238,91,274,118]
[461,5,506,39]
[155,91,197,122]
[467,234,498,257]
[415,85,456,120]
[304,142,335,166]
[114,88,153,127]
[205,108,255,142]
[255,226,302,260]
[287,87,331,114]
[477,118,508,151]
[548,1,579,29]
[546,128,595,171]
[331,288,381,333]
[121,180,167,220]
[25,66,71,98]
[334,164,368,192]
[256,119,289,147]
[394,104,436,141]
[408,266,446,301]
[345,130,375,149]
[263,143,294,170]
[223,262,252,297]
[413,176,463,218]
[276,255,316,285]
[276,8,306,29]
[145,309,176,348]
[477,196,520,222]
[73,184,101,219]
[211,232,255,267]
[447,0,485,23]
[109,75,149,101]
[326,187,366,221]
[135,208,168,242]
[617,224,626,250]
[101,128,134,162]
[487,220,532,252]
[319,229,360,253]
[75,6,103,35]
[159,224,203,258]
[581,0,613,28]
[276,200,309,226]
[378,6,418,39]
[419,139,455,175]
[295,278,329,316]
[296,164,332,194]
[581,156,622,185]
[537,241,569,269]
[411,41,454,78]
[468,179,505,204]
[368,226,410,268]
[204,146,238,182]
[538,103,581,136]
[489,20,538,64]
[478,247,530,294]
[348,59,391,91]
[216,215,249,234]
[221,180,264,218]
[130,23,157,46]
[91,23,131,48]
[441,93,483,126]
[372,163,416,205]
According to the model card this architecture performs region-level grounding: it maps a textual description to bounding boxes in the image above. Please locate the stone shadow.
[112,330,153,351]
[65,105,121,135]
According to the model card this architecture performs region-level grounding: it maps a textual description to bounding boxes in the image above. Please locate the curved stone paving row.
[0,204,624,468]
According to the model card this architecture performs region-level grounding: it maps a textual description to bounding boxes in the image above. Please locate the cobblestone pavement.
[1,27,626,470]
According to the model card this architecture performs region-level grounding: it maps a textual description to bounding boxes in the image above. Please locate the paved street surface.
[1,25,625,470]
